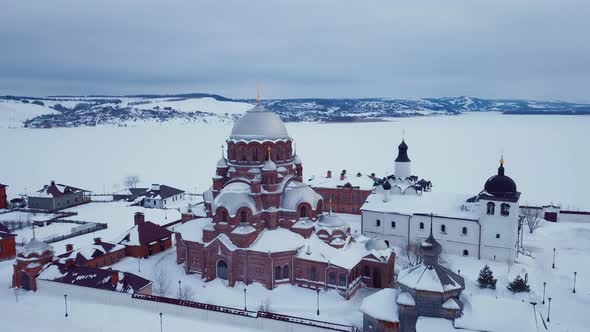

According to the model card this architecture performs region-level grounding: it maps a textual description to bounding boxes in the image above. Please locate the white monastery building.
[361,140,521,262]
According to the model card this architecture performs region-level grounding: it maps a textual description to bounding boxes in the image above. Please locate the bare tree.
[123,175,141,189]
[178,285,195,301]
[398,241,423,269]
[520,207,542,234]
[153,266,171,296]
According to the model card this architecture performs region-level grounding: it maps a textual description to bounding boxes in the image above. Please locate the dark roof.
[38,263,151,294]
[138,221,173,245]
[0,183,7,188]
[57,241,123,265]
[395,140,411,162]
[119,221,173,246]
[36,181,88,197]
[0,223,16,239]
[142,185,185,200]
[483,162,519,199]
[129,188,149,196]
[382,179,392,190]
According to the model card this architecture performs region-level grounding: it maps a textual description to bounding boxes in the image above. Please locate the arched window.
[240,211,247,224]
[283,265,289,279]
[501,203,510,216]
[311,267,317,281]
[339,274,346,287]
[329,272,336,285]
[363,266,370,276]
[441,224,446,233]
[462,227,468,235]
[274,266,281,280]
[253,148,258,161]
[391,221,396,229]
[487,202,495,215]
[221,211,228,223]
[241,148,246,161]
[419,222,424,230]
[376,219,381,227]
[496,233,500,239]
[300,206,307,218]
[463,250,469,256]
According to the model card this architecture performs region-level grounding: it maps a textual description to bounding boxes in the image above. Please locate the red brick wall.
[83,248,126,268]
[0,237,16,260]
[0,186,7,209]
[124,236,172,258]
[313,187,371,215]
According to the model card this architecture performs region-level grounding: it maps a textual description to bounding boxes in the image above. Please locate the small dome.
[18,238,54,258]
[365,238,389,251]
[262,159,277,171]
[382,179,392,190]
[216,157,228,168]
[395,140,411,162]
[230,104,290,141]
[317,213,346,228]
[484,163,517,197]
[293,154,302,165]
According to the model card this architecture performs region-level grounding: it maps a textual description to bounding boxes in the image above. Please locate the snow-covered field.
[0,100,58,128]
[1,112,589,210]
[1,112,590,331]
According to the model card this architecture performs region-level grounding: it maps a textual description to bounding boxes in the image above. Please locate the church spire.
[256,82,261,104]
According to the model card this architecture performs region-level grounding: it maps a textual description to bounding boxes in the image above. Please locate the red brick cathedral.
[176,104,394,298]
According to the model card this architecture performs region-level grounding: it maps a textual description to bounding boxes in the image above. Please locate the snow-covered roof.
[397,263,464,293]
[249,228,305,253]
[213,182,259,217]
[262,159,277,171]
[361,191,478,220]
[360,288,399,323]
[38,263,151,294]
[316,213,347,229]
[140,184,184,200]
[280,181,322,211]
[396,292,415,306]
[57,241,125,264]
[18,238,53,257]
[442,298,461,310]
[173,218,214,243]
[455,294,537,332]
[416,317,466,332]
[229,104,290,141]
[232,224,256,235]
[32,182,87,198]
[216,157,228,168]
[115,221,173,246]
[293,154,302,164]
[365,238,389,251]
[306,172,374,190]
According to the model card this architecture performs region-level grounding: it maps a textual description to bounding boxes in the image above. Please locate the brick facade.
[0,184,7,209]
[0,236,16,260]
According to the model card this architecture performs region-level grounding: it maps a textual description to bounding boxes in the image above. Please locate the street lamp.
[159,312,163,332]
[178,280,182,299]
[546,298,552,322]
[244,287,247,311]
[552,248,556,269]
[316,289,320,316]
[530,302,538,327]
[14,287,19,303]
[542,282,546,304]
[573,272,577,293]
[64,294,69,317]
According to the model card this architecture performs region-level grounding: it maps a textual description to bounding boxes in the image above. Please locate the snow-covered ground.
[0,100,58,128]
[1,112,589,210]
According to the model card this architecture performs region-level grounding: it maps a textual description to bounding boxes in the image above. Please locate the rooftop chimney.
[51,180,56,186]
[340,173,346,181]
[65,244,74,252]
[111,271,119,286]
[326,170,332,178]
[134,212,145,225]
[94,237,102,245]
[151,184,160,191]
[65,258,75,268]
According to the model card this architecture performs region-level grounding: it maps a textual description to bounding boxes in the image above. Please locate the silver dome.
[365,238,389,251]
[230,105,290,141]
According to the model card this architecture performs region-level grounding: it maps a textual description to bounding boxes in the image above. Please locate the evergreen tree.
[507,274,531,293]
[477,265,497,289]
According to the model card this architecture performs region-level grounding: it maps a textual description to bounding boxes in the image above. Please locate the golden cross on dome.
[500,147,504,166]
[256,82,262,104]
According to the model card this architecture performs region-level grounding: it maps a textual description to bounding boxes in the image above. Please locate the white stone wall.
[478,198,518,262]
[362,211,481,259]
[394,161,411,179]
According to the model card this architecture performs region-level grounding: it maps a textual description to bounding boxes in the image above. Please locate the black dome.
[395,140,411,162]
[484,163,517,197]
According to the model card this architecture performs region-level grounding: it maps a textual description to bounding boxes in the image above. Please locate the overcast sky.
[0,0,588,101]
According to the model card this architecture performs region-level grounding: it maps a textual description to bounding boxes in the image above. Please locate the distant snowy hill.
[1,94,588,128]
